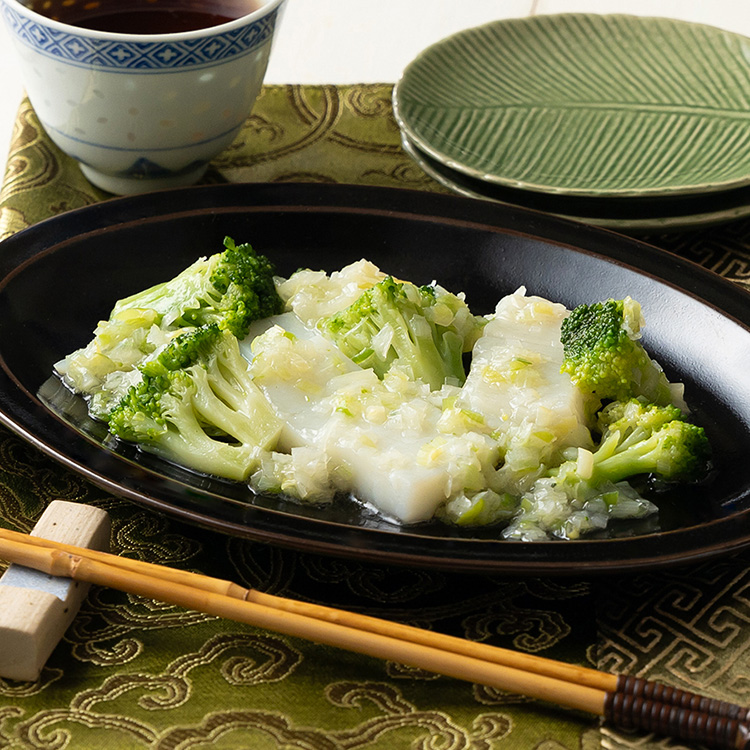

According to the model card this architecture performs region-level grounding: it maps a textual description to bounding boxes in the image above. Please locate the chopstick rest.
[0,500,110,681]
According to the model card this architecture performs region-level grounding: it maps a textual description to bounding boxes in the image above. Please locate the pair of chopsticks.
[0,528,747,749]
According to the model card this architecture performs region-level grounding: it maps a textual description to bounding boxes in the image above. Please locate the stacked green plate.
[393,14,750,231]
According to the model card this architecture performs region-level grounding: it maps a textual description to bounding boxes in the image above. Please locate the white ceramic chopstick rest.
[0,500,111,681]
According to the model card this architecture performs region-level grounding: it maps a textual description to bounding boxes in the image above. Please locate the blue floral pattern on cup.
[1,4,278,70]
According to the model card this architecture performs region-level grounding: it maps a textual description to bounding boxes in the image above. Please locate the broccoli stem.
[149,406,261,481]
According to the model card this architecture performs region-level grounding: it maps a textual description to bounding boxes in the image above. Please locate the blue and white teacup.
[0,0,286,194]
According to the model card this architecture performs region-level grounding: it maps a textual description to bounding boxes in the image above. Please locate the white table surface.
[2,0,750,182]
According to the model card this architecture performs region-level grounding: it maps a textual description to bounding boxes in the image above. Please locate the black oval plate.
[1,183,749,575]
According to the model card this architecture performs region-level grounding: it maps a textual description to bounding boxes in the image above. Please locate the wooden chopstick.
[0,527,743,716]
[0,528,747,749]
[0,527,613,689]
[0,528,743,707]
[0,530,604,713]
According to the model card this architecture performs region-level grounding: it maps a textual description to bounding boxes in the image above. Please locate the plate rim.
[398,130,750,232]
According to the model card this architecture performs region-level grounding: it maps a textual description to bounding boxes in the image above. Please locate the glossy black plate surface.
[0,183,748,575]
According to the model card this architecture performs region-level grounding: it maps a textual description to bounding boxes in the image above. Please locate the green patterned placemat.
[0,84,748,750]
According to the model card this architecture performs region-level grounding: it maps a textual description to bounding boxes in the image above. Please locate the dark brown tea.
[29,0,264,33]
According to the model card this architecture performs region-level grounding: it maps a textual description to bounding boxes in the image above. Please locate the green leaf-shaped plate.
[393,14,750,197]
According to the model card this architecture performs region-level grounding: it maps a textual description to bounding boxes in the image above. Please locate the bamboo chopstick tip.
[0,501,110,681]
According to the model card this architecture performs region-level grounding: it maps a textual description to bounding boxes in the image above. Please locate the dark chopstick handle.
[616,675,750,723]
[605,690,750,749]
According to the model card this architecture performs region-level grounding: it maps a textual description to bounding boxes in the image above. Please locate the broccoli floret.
[54,306,179,419]
[108,325,282,481]
[554,399,709,497]
[597,396,683,441]
[112,237,283,339]
[560,297,676,410]
[55,307,162,395]
[503,398,711,539]
[319,276,480,390]
[57,237,283,418]
[591,398,711,484]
